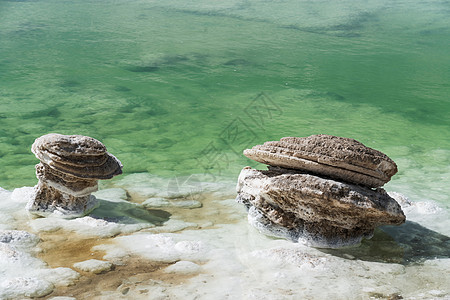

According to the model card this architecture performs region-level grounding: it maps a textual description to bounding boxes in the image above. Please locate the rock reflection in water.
[90,199,171,225]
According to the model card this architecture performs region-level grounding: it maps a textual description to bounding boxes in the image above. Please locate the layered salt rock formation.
[26,133,123,218]
[236,134,405,248]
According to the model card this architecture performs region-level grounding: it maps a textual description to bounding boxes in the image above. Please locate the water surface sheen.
[0,0,449,209]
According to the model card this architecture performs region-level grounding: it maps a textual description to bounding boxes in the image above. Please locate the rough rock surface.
[26,133,123,218]
[238,135,405,248]
[237,167,405,248]
[243,134,397,188]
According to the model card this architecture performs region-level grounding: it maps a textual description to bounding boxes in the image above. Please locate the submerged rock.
[237,134,405,248]
[26,133,123,218]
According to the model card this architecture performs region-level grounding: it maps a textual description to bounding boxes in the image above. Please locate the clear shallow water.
[0,1,449,297]
[1,0,449,193]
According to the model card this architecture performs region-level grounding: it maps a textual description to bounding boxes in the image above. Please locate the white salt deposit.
[0,172,449,299]
[144,219,198,234]
[0,230,40,249]
[37,268,81,287]
[0,227,80,299]
[163,260,201,274]
[73,259,113,274]
[0,277,54,299]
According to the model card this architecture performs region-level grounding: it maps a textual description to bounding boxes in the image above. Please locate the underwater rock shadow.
[89,199,171,226]
[319,221,450,265]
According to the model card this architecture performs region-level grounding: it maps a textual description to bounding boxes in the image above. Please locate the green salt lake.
[0,1,450,298]
[1,0,449,195]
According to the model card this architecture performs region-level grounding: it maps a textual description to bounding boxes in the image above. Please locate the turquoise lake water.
[0,0,449,209]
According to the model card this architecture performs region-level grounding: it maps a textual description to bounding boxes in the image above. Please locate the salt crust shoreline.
[0,173,449,299]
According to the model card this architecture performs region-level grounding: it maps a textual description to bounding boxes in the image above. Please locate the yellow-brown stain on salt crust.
[35,229,201,299]
[43,255,200,299]
[28,190,237,299]
[36,231,107,268]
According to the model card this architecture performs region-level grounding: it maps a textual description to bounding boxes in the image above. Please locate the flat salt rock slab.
[44,152,122,180]
[35,152,122,180]
[244,134,397,187]
[32,133,107,157]
[73,259,113,274]
[36,149,109,167]
[31,133,123,179]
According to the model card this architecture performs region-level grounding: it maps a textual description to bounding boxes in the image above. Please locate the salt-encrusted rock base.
[27,133,123,218]
[237,167,405,248]
[26,183,99,219]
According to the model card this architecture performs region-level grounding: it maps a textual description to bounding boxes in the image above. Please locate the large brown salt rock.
[236,167,405,248]
[243,134,397,188]
[26,133,123,218]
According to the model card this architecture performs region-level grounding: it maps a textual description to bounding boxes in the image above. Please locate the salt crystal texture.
[73,259,113,274]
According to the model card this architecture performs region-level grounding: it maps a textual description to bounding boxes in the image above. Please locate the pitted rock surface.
[237,135,405,248]
[31,134,107,157]
[237,167,405,248]
[27,133,123,218]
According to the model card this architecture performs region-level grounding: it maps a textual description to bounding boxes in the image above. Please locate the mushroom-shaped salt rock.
[237,135,405,248]
[26,133,123,218]
[237,167,405,248]
[243,134,397,188]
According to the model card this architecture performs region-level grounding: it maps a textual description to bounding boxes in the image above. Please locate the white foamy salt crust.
[37,268,81,287]
[0,277,54,299]
[0,230,40,249]
[95,217,450,300]
[164,261,201,274]
[0,170,449,299]
[0,231,80,299]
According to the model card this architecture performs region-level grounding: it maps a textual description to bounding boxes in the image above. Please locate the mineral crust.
[26,133,123,218]
[237,134,405,248]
